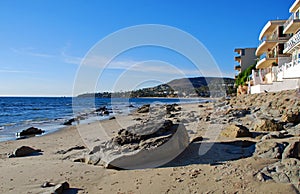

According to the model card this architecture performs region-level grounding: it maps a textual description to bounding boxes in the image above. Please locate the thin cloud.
[0,69,38,74]
[11,47,55,58]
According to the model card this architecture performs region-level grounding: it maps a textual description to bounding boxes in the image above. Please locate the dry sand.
[0,103,298,194]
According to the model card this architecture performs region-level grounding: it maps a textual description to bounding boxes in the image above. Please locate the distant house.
[249,0,300,94]
[234,48,257,77]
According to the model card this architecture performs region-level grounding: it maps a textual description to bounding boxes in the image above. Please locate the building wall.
[240,48,257,72]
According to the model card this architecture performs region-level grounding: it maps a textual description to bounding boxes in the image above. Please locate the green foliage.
[235,63,256,86]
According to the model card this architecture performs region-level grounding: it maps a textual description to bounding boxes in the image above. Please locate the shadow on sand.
[162,140,256,167]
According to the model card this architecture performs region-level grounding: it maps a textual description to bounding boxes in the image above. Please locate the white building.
[250,0,300,94]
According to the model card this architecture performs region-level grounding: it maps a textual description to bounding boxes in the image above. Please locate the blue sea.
[0,97,204,142]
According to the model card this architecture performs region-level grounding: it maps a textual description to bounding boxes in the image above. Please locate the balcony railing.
[258,33,290,48]
[284,13,300,30]
[259,52,276,60]
[284,30,300,53]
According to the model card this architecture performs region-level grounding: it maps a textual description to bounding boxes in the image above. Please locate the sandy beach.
[0,90,299,194]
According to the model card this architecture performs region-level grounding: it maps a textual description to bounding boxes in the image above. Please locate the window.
[279,26,284,37]
[241,49,245,56]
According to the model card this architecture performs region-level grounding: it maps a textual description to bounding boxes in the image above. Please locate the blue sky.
[0,0,294,96]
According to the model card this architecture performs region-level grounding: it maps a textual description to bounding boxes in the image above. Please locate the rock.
[261,131,288,140]
[93,118,189,169]
[128,104,135,108]
[281,110,300,125]
[282,140,300,159]
[221,124,252,138]
[109,116,116,120]
[254,141,288,159]
[165,104,179,113]
[85,154,101,165]
[256,172,271,182]
[17,127,44,137]
[257,158,300,188]
[225,108,250,118]
[136,104,150,113]
[10,146,42,157]
[52,181,69,194]
[96,106,107,112]
[191,136,203,143]
[63,118,76,125]
[56,145,85,154]
[41,181,55,188]
[253,118,284,132]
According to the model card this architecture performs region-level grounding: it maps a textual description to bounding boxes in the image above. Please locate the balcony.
[234,56,241,63]
[235,65,241,71]
[256,35,290,56]
[284,29,300,53]
[283,13,300,34]
[256,53,276,69]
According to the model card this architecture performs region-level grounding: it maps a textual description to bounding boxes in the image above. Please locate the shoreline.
[0,99,205,143]
[0,90,299,193]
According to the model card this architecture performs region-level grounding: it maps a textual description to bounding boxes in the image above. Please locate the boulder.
[63,118,76,125]
[9,146,42,157]
[253,118,284,132]
[254,141,288,159]
[17,127,44,137]
[91,119,189,169]
[282,140,300,160]
[281,110,300,125]
[136,104,150,113]
[95,106,107,112]
[191,136,203,143]
[221,124,252,138]
[165,104,180,114]
[52,181,70,194]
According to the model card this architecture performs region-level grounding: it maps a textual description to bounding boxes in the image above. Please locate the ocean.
[0,97,204,142]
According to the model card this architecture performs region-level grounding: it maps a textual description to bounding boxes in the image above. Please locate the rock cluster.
[17,127,44,137]
[78,104,189,169]
[227,90,300,189]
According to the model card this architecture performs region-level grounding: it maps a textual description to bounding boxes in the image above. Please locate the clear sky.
[0,0,294,96]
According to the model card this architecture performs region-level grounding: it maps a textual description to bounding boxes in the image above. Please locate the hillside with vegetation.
[78,77,235,98]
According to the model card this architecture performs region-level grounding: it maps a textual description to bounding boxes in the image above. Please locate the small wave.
[3,123,16,127]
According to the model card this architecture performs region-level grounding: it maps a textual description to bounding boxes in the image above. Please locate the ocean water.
[0,97,204,142]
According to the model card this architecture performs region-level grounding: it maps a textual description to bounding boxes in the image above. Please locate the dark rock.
[137,104,150,113]
[10,146,42,157]
[63,118,76,125]
[96,106,107,112]
[221,124,252,138]
[52,181,70,194]
[17,127,44,137]
[191,136,203,143]
[103,110,110,115]
[253,118,284,132]
[109,116,116,120]
[165,104,180,113]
